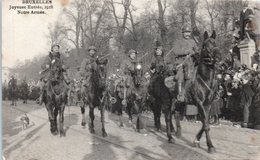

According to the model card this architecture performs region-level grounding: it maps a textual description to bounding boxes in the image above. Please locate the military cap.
[51,44,60,51]
[88,46,97,52]
[128,49,137,55]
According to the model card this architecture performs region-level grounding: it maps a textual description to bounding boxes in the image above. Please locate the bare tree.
[204,0,222,31]
[62,0,85,54]
[157,0,168,46]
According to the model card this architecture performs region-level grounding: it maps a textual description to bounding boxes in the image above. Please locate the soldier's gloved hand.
[122,99,127,106]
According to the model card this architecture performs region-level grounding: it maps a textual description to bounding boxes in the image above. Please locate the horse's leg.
[89,105,95,134]
[118,99,124,127]
[204,109,216,153]
[54,106,59,132]
[127,102,133,123]
[59,103,65,137]
[174,111,181,137]
[80,102,86,127]
[46,102,57,135]
[193,101,205,148]
[153,109,158,130]
[134,100,141,132]
[100,104,107,137]
[164,110,174,143]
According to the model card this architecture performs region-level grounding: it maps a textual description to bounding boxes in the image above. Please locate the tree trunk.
[157,0,167,47]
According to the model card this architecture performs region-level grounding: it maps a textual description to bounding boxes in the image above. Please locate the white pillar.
[238,39,256,69]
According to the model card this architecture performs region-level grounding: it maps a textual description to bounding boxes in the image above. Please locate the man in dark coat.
[240,70,254,128]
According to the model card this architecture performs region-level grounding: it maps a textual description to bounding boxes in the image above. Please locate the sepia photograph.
[2,0,260,159]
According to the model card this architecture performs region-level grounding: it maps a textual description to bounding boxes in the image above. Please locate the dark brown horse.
[80,59,108,137]
[148,64,180,143]
[43,57,69,136]
[115,62,146,131]
[179,31,223,153]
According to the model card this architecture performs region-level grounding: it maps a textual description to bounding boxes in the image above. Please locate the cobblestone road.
[2,101,260,160]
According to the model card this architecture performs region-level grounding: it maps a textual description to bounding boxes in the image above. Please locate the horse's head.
[201,31,222,66]
[96,58,108,89]
[133,63,143,88]
[49,57,64,83]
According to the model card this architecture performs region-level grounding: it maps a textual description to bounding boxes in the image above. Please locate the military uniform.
[40,52,67,81]
[79,54,97,87]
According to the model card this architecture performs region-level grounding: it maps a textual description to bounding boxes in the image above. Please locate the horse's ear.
[211,30,216,39]
[204,31,209,40]
[103,59,108,65]
[96,58,100,65]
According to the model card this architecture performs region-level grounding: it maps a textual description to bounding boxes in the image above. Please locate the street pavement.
[2,101,260,160]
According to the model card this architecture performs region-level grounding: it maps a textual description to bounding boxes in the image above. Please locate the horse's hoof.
[175,130,181,138]
[89,129,95,134]
[193,140,200,148]
[208,147,216,153]
[81,122,86,127]
[51,130,58,136]
[168,138,175,143]
[102,132,108,137]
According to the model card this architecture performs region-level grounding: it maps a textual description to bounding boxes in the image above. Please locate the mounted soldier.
[173,26,199,119]
[115,49,145,130]
[79,45,109,137]
[39,44,70,136]
[39,44,69,105]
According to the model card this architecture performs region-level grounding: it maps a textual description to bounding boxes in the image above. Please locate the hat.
[248,14,254,19]
[88,46,97,52]
[128,49,137,55]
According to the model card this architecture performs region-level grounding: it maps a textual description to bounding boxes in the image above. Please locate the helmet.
[88,46,97,52]
[51,44,60,51]
[128,49,137,55]
[248,14,254,19]
[182,26,192,33]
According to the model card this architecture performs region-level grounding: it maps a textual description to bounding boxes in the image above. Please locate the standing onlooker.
[240,70,254,128]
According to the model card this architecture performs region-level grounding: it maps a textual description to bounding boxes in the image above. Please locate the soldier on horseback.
[120,49,140,122]
[79,45,109,137]
[174,26,200,119]
[39,44,69,105]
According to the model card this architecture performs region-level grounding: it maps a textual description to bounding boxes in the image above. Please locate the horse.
[80,59,108,137]
[148,62,180,143]
[8,77,18,106]
[42,57,69,136]
[115,62,146,131]
[178,31,223,153]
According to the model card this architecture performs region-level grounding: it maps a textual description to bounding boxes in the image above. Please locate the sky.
[2,0,259,68]
[2,0,149,68]
[2,0,64,68]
